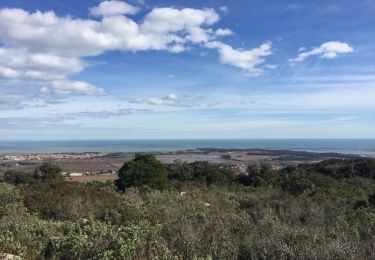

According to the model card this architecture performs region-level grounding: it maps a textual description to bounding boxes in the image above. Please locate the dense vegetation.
[1,155,375,259]
[116,154,169,191]
[199,148,355,160]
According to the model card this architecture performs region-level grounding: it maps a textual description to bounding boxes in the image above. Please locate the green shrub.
[21,181,120,221]
[167,160,194,181]
[0,182,23,208]
[167,160,236,185]
[301,158,375,179]
[3,170,35,185]
[116,154,169,191]
[280,165,315,196]
[2,158,375,259]
[34,162,63,180]
[52,221,174,259]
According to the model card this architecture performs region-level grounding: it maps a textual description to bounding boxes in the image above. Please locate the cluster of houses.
[62,169,117,177]
[0,152,108,161]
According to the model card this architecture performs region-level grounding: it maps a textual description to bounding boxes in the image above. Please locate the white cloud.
[0,5,227,105]
[0,4,269,76]
[141,7,220,45]
[0,66,20,78]
[214,28,233,37]
[264,64,278,69]
[0,8,138,57]
[130,93,205,107]
[219,6,228,13]
[0,3,274,109]
[40,80,105,96]
[206,41,272,76]
[0,6,221,57]
[0,47,99,101]
[89,1,140,17]
[0,48,84,80]
[290,41,354,62]
[141,8,219,33]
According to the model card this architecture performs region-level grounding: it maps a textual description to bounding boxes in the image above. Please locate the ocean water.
[1,139,375,156]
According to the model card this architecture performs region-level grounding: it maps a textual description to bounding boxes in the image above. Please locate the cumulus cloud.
[0,2,274,108]
[141,7,220,46]
[214,28,233,37]
[206,41,272,76]
[40,81,105,96]
[0,4,264,70]
[0,48,84,80]
[89,1,140,17]
[0,47,104,101]
[290,41,354,62]
[142,8,219,32]
[0,6,222,57]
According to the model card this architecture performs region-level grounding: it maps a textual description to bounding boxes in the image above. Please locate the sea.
[0,139,375,157]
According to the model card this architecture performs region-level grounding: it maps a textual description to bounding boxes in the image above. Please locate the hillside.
[1,156,375,259]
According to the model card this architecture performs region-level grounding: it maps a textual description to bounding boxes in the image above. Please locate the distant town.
[0,152,107,161]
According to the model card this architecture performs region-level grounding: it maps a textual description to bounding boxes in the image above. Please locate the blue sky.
[0,0,374,140]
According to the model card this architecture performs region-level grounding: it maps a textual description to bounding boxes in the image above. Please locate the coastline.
[1,139,375,156]
[0,148,368,181]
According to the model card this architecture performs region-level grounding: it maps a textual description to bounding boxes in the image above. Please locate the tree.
[245,164,277,187]
[34,162,63,180]
[167,160,193,181]
[116,154,169,191]
[280,165,315,196]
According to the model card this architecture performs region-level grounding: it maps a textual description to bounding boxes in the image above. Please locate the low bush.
[21,181,120,221]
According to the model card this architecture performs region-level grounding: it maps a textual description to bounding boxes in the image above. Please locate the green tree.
[116,154,169,191]
[245,164,277,187]
[186,161,235,185]
[167,160,193,181]
[34,162,63,181]
[280,165,315,196]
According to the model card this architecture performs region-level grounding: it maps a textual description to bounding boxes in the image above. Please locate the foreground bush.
[49,221,174,259]
[21,181,120,221]
[1,158,375,259]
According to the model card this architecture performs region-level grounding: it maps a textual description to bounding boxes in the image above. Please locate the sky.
[0,0,374,140]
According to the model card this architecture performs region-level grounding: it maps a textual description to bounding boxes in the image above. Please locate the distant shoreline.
[1,139,375,156]
[1,148,373,178]
[0,148,368,161]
